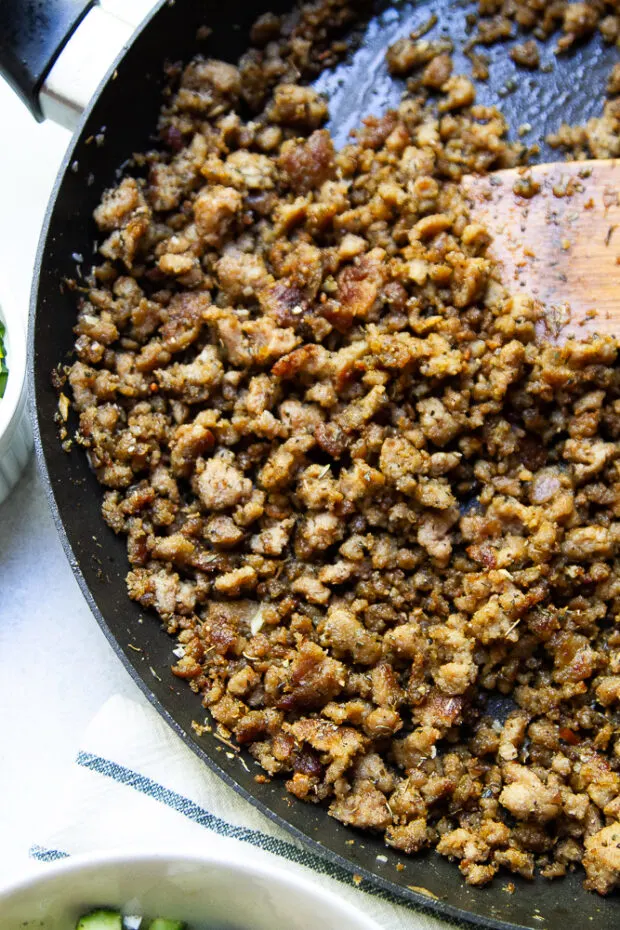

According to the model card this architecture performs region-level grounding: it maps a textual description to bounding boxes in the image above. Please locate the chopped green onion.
[0,321,7,399]
[74,912,187,930]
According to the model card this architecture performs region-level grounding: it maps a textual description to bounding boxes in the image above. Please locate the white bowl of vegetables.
[0,850,383,930]
[0,281,32,505]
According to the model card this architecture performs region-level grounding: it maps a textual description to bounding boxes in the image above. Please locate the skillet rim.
[25,3,616,927]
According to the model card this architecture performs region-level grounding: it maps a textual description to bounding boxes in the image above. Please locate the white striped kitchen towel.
[30,694,464,929]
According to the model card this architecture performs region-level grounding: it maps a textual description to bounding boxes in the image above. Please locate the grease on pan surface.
[58,0,620,896]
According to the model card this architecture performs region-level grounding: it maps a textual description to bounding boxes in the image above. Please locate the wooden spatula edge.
[462,159,620,341]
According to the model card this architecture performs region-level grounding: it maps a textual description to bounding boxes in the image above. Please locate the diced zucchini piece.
[148,920,186,930]
[76,910,123,930]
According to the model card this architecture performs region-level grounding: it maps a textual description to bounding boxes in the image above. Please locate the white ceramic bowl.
[0,282,33,505]
[0,849,383,930]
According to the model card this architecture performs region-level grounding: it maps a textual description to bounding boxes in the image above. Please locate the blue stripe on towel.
[30,844,70,862]
[74,750,429,914]
[76,750,369,883]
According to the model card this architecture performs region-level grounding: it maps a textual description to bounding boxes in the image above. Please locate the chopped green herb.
[0,321,7,399]
[75,912,187,930]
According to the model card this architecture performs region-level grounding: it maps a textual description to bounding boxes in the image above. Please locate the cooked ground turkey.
[60,0,620,895]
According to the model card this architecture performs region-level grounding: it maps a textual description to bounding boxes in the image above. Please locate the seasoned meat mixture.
[60,0,620,895]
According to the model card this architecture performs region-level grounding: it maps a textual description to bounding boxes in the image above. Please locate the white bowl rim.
[0,847,383,930]
[0,279,28,451]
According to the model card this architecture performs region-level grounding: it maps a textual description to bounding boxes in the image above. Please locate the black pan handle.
[0,0,96,120]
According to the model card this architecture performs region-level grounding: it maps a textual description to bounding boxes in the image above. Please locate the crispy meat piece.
[267,84,328,128]
[194,185,243,246]
[583,823,620,894]
[499,763,562,823]
[196,457,252,511]
[278,129,336,194]
[510,40,540,69]
[277,641,346,712]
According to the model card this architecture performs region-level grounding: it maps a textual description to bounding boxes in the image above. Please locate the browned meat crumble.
[469,0,618,53]
[61,0,620,895]
[483,0,620,159]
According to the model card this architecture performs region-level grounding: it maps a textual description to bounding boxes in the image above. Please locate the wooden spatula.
[462,159,620,341]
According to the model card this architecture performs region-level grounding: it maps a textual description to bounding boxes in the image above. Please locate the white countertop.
[0,74,144,877]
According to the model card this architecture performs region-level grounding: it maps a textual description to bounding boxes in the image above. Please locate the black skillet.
[1,1,618,927]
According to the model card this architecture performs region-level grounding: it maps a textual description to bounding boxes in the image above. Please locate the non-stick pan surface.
[31,2,619,928]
